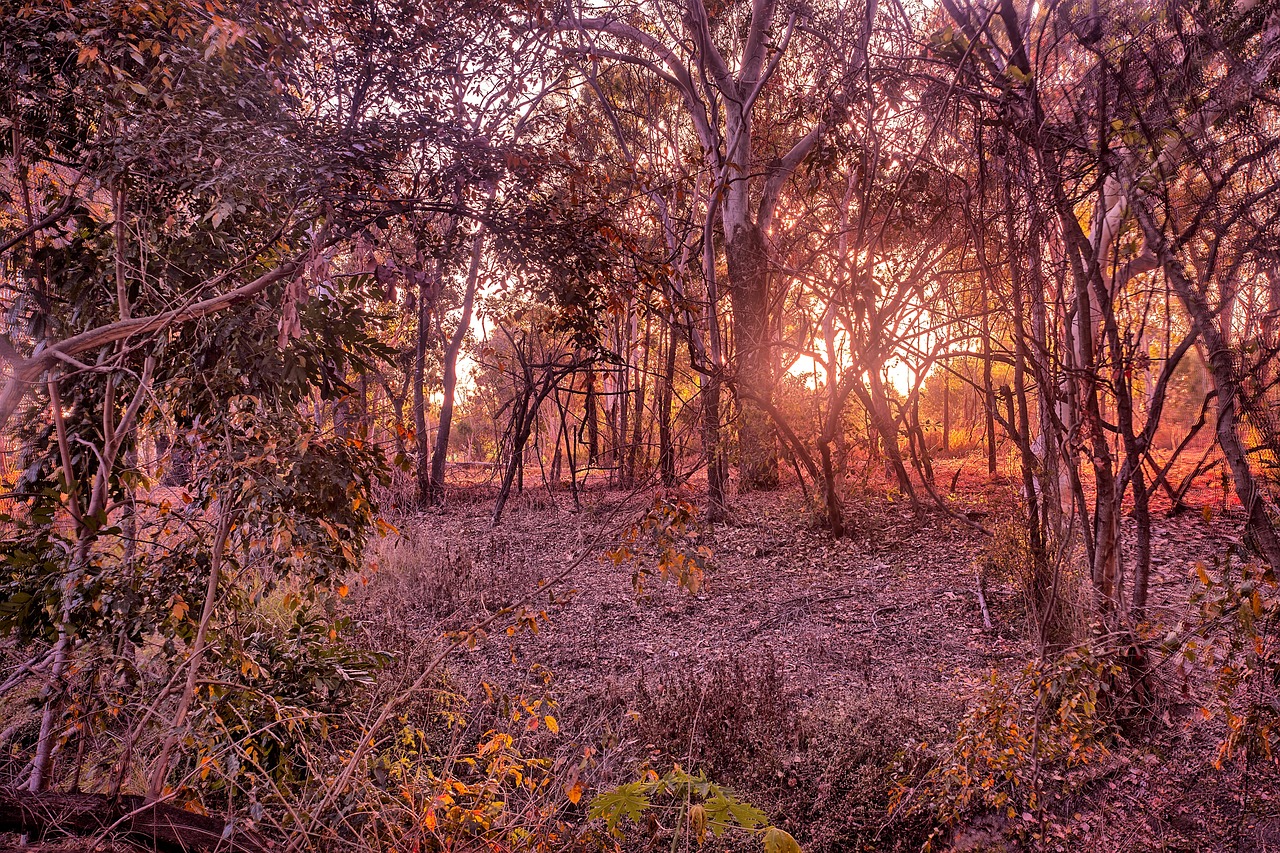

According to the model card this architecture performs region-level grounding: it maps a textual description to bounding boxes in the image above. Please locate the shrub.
[1180,557,1280,767]
[895,644,1128,850]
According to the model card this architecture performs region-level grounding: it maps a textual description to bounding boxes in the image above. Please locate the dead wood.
[0,788,272,853]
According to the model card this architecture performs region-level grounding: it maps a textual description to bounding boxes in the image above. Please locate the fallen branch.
[975,569,994,631]
[0,787,271,853]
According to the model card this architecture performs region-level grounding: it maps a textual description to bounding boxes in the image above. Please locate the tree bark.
[981,278,997,475]
[725,223,778,490]
[1136,205,1280,569]
[941,359,950,456]
[626,318,651,486]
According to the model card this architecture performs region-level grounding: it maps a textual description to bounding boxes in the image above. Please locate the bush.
[896,644,1130,850]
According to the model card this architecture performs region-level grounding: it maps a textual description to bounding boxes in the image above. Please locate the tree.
[556,0,875,491]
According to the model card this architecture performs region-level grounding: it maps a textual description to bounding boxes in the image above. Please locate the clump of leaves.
[897,645,1125,849]
[177,598,389,809]
[590,765,801,853]
[341,674,598,853]
[608,493,712,595]
[1178,557,1280,767]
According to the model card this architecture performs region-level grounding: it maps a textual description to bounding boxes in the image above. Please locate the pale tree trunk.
[584,368,600,466]
[941,361,950,456]
[549,406,564,489]
[566,0,832,495]
[626,317,651,486]
[981,279,997,475]
[428,229,483,505]
[701,372,728,518]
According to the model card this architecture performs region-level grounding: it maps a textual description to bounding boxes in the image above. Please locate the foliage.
[1179,557,1280,767]
[350,693,590,853]
[4,0,1280,850]
[899,645,1126,848]
[590,765,800,853]
[608,493,712,596]
[0,273,393,804]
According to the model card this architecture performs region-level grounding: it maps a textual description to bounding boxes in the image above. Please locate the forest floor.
[355,457,1280,852]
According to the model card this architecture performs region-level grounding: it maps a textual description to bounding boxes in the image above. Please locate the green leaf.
[588,783,650,831]
[728,800,768,829]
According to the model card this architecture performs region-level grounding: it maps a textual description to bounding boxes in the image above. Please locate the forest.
[1,0,1279,849]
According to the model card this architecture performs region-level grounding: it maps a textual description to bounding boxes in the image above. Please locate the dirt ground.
[359,458,1280,852]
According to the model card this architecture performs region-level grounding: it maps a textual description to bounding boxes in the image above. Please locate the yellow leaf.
[689,804,707,844]
[566,782,584,805]
[545,715,559,734]
[424,810,437,831]
[763,826,802,853]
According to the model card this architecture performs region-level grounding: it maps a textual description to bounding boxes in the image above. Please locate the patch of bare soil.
[356,466,1277,852]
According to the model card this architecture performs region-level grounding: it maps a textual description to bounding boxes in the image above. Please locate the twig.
[975,568,994,630]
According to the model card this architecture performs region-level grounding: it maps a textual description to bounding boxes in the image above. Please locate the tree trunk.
[857,376,918,510]
[428,230,483,505]
[819,441,843,538]
[549,406,564,489]
[414,262,432,506]
[584,368,600,465]
[982,281,997,475]
[1131,464,1152,618]
[0,787,269,853]
[615,355,630,487]
[911,390,934,485]
[702,371,729,520]
[658,323,677,486]
[1137,207,1280,568]
[626,318,651,486]
[941,361,950,456]
[725,223,778,490]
